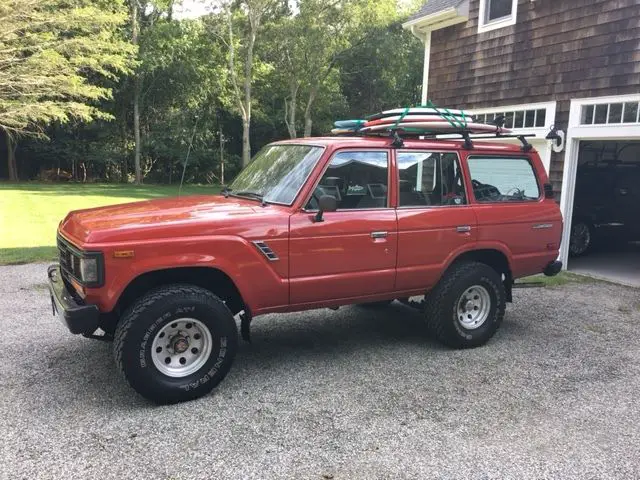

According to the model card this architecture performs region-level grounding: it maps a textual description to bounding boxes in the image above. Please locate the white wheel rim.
[151,318,213,378]
[456,285,491,330]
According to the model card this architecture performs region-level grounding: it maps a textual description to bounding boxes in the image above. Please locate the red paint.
[56,136,562,317]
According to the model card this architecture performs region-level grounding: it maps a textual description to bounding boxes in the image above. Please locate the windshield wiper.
[230,191,268,207]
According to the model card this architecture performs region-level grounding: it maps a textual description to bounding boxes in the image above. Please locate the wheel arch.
[115,266,246,318]
[446,248,513,302]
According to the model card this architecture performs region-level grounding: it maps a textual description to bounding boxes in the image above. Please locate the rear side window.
[397,151,467,207]
[467,156,540,202]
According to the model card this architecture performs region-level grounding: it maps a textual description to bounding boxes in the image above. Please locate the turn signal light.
[113,250,135,259]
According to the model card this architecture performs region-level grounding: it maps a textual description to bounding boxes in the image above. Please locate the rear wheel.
[569,220,593,257]
[425,262,505,349]
[114,284,238,404]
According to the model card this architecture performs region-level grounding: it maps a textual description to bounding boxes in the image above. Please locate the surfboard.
[334,119,366,129]
[331,128,359,135]
[365,114,475,128]
[366,107,471,121]
[359,121,510,134]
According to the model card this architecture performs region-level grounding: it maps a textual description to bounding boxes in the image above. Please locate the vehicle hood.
[60,195,271,244]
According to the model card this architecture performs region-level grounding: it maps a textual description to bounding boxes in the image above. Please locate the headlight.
[79,257,99,284]
[58,235,104,287]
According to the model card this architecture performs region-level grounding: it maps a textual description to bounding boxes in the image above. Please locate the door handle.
[456,225,471,233]
[370,231,388,239]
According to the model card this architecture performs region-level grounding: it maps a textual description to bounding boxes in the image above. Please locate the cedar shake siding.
[425,0,640,195]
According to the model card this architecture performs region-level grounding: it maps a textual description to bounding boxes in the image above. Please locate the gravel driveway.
[1,263,639,479]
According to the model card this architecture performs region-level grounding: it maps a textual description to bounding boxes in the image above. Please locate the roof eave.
[402,1,469,38]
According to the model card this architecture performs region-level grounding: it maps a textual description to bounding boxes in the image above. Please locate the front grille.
[57,235,78,281]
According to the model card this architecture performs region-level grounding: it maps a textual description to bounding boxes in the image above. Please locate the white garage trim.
[559,94,640,268]
[469,101,557,173]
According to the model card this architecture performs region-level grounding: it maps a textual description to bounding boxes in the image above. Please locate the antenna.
[178,115,199,197]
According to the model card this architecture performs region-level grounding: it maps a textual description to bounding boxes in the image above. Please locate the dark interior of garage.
[568,140,640,286]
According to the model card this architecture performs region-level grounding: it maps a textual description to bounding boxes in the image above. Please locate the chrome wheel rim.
[456,285,491,330]
[151,318,213,378]
[570,222,590,255]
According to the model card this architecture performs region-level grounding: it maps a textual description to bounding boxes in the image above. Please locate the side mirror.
[314,195,337,222]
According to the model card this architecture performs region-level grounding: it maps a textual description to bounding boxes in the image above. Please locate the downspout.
[410,26,432,105]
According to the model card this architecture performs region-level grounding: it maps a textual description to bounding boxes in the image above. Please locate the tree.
[223,0,284,166]
[0,0,135,180]
[270,0,396,138]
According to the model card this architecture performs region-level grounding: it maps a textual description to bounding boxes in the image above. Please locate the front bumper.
[47,265,99,335]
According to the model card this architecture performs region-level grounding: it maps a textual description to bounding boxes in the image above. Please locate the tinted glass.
[594,104,608,124]
[609,103,623,123]
[307,151,389,210]
[582,105,594,124]
[468,157,540,202]
[398,152,467,207]
[230,145,323,205]
[487,0,513,21]
[623,102,639,123]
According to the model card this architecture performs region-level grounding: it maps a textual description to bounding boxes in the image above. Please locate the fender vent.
[253,241,279,261]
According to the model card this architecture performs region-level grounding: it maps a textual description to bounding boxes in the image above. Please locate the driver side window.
[307,151,389,210]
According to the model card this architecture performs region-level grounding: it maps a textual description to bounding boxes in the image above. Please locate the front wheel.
[425,262,506,349]
[114,285,238,404]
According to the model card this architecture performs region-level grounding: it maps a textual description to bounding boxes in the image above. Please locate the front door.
[395,150,477,290]
[289,150,397,305]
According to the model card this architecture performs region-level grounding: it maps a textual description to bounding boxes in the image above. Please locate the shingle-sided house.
[404,0,640,267]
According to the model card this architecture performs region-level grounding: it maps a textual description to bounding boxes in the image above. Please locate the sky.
[173,0,418,20]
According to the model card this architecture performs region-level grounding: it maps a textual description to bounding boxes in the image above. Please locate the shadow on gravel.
[41,303,446,408]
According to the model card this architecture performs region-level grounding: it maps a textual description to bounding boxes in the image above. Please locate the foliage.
[1,0,424,182]
[0,0,135,134]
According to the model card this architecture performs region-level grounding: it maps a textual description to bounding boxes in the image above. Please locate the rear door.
[289,149,397,304]
[395,150,477,290]
[466,154,561,277]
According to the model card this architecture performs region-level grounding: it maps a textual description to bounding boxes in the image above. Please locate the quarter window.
[397,152,467,207]
[307,151,389,210]
[468,157,540,202]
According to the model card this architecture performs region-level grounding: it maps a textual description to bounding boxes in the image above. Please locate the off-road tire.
[424,261,505,349]
[113,284,238,404]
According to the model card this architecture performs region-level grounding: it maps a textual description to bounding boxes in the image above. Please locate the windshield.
[229,144,324,205]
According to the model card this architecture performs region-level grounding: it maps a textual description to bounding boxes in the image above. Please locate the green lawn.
[0,183,220,265]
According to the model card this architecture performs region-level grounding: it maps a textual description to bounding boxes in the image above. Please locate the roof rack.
[365,129,536,151]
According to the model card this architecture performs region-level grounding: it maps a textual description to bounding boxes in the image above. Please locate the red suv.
[48,135,563,403]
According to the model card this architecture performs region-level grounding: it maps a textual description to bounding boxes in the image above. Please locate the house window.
[473,107,550,130]
[478,0,518,33]
[580,101,640,125]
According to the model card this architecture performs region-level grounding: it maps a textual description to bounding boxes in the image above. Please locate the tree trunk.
[303,84,319,138]
[284,80,299,139]
[6,133,18,181]
[242,118,251,168]
[131,1,142,184]
[241,26,256,167]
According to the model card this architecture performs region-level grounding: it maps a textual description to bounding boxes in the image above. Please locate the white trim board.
[559,94,640,268]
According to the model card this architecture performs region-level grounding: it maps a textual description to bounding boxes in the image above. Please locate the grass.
[0,182,220,265]
[518,271,598,287]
